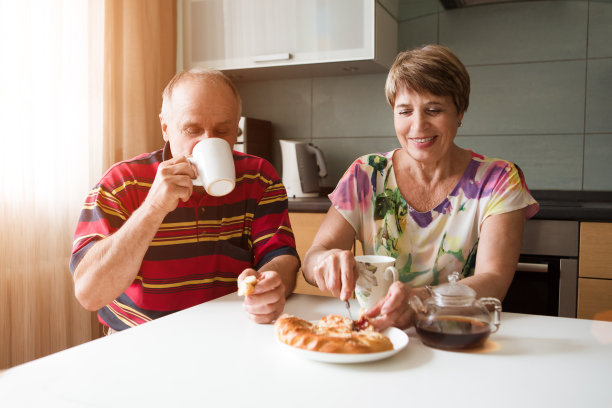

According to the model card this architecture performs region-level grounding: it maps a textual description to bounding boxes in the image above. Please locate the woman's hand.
[302,207,359,300]
[311,249,359,301]
[365,282,428,331]
[239,269,286,324]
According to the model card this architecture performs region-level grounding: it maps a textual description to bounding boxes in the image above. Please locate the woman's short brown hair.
[385,45,470,114]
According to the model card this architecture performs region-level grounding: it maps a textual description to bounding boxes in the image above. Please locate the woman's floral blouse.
[329,150,539,287]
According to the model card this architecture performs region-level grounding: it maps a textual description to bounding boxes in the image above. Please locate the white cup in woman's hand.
[187,138,236,196]
[355,255,399,310]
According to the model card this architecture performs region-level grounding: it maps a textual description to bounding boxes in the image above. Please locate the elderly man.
[70,68,299,332]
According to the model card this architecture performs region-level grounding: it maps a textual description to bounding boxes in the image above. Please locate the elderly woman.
[302,45,539,331]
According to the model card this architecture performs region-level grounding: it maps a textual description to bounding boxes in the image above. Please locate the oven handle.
[516,262,549,273]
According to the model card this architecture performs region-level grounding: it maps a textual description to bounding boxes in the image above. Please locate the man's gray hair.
[160,67,242,119]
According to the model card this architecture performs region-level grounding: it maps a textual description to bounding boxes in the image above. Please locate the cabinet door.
[183,0,373,70]
[577,278,612,321]
[579,222,612,279]
[577,222,612,321]
[289,212,333,296]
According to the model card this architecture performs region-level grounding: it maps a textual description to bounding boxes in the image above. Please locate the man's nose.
[198,131,220,141]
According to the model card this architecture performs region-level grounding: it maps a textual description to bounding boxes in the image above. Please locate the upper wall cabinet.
[180,0,398,81]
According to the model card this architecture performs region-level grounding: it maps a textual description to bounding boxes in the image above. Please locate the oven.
[501,220,579,318]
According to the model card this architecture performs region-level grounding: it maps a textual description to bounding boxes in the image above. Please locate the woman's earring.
[458,121,463,127]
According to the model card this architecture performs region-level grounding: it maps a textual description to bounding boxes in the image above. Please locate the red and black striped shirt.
[70,144,298,330]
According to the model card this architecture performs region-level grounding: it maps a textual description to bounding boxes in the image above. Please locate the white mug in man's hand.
[187,138,236,196]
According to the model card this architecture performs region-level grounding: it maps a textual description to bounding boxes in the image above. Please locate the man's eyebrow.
[180,120,199,128]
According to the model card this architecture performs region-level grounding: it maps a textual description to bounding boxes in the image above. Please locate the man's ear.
[159,114,169,142]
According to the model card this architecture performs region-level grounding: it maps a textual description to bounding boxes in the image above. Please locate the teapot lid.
[432,272,475,300]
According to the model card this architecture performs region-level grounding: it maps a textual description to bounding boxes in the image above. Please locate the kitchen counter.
[1,294,611,407]
[289,190,612,222]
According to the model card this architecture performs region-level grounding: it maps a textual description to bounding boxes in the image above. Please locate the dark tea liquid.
[416,316,491,350]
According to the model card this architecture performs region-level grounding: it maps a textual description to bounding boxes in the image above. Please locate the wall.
[236,0,612,191]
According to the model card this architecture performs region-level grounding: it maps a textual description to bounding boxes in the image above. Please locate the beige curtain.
[0,0,176,369]
[0,0,105,369]
[104,0,177,167]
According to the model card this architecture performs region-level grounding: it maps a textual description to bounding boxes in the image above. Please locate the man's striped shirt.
[70,144,298,330]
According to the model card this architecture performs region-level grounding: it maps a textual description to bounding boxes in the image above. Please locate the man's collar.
[162,141,172,161]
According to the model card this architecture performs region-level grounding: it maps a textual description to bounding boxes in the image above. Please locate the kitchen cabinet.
[180,0,398,80]
[288,212,331,296]
[577,222,612,321]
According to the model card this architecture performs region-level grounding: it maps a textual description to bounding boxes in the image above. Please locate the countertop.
[289,190,612,222]
[1,294,611,407]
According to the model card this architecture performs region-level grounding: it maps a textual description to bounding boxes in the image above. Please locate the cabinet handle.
[253,53,292,63]
[516,262,549,273]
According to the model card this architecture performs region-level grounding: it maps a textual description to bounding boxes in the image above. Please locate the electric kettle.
[279,140,328,198]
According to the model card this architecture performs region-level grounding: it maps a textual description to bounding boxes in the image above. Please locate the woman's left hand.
[365,281,415,331]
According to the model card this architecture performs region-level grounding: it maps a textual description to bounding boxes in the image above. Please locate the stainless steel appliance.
[502,219,579,317]
[279,140,328,198]
[233,117,273,164]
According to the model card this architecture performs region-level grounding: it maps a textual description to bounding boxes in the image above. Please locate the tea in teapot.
[409,272,501,350]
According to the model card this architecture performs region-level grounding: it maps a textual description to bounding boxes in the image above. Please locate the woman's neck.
[393,146,472,212]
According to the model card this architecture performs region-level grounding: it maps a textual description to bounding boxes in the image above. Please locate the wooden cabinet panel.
[577,278,612,321]
[579,222,612,279]
[288,212,333,296]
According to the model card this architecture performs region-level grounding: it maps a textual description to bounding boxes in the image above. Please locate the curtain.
[0,0,105,369]
[0,0,176,369]
[103,0,177,168]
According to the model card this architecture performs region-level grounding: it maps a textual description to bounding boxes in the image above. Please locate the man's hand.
[239,268,286,324]
[144,156,197,215]
[311,249,358,301]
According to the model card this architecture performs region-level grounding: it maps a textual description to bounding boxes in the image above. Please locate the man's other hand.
[239,268,286,324]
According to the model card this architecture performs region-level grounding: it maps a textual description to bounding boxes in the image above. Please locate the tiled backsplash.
[237,0,612,191]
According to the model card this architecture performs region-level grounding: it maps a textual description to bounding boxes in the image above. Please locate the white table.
[1,294,611,407]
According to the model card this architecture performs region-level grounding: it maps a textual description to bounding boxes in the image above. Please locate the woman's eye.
[398,110,412,116]
[426,108,441,115]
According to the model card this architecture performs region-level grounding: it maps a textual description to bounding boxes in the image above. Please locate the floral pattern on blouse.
[329,150,539,287]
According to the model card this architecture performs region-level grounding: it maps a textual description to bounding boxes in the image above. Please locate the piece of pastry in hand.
[238,275,258,296]
[274,314,393,354]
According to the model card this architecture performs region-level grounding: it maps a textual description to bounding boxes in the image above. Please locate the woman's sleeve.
[328,157,374,237]
[484,162,540,221]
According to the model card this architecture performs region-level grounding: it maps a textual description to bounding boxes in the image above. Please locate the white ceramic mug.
[354,255,399,310]
[187,138,236,196]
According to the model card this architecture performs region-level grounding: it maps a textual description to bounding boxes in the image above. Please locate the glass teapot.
[409,272,502,350]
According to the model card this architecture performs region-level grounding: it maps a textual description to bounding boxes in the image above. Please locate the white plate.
[276,327,409,364]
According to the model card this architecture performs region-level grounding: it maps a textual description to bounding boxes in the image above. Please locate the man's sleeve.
[250,174,299,270]
[69,183,130,274]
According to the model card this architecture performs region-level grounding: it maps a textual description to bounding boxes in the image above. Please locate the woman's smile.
[409,135,437,145]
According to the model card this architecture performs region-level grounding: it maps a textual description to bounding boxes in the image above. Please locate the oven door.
[502,255,577,317]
